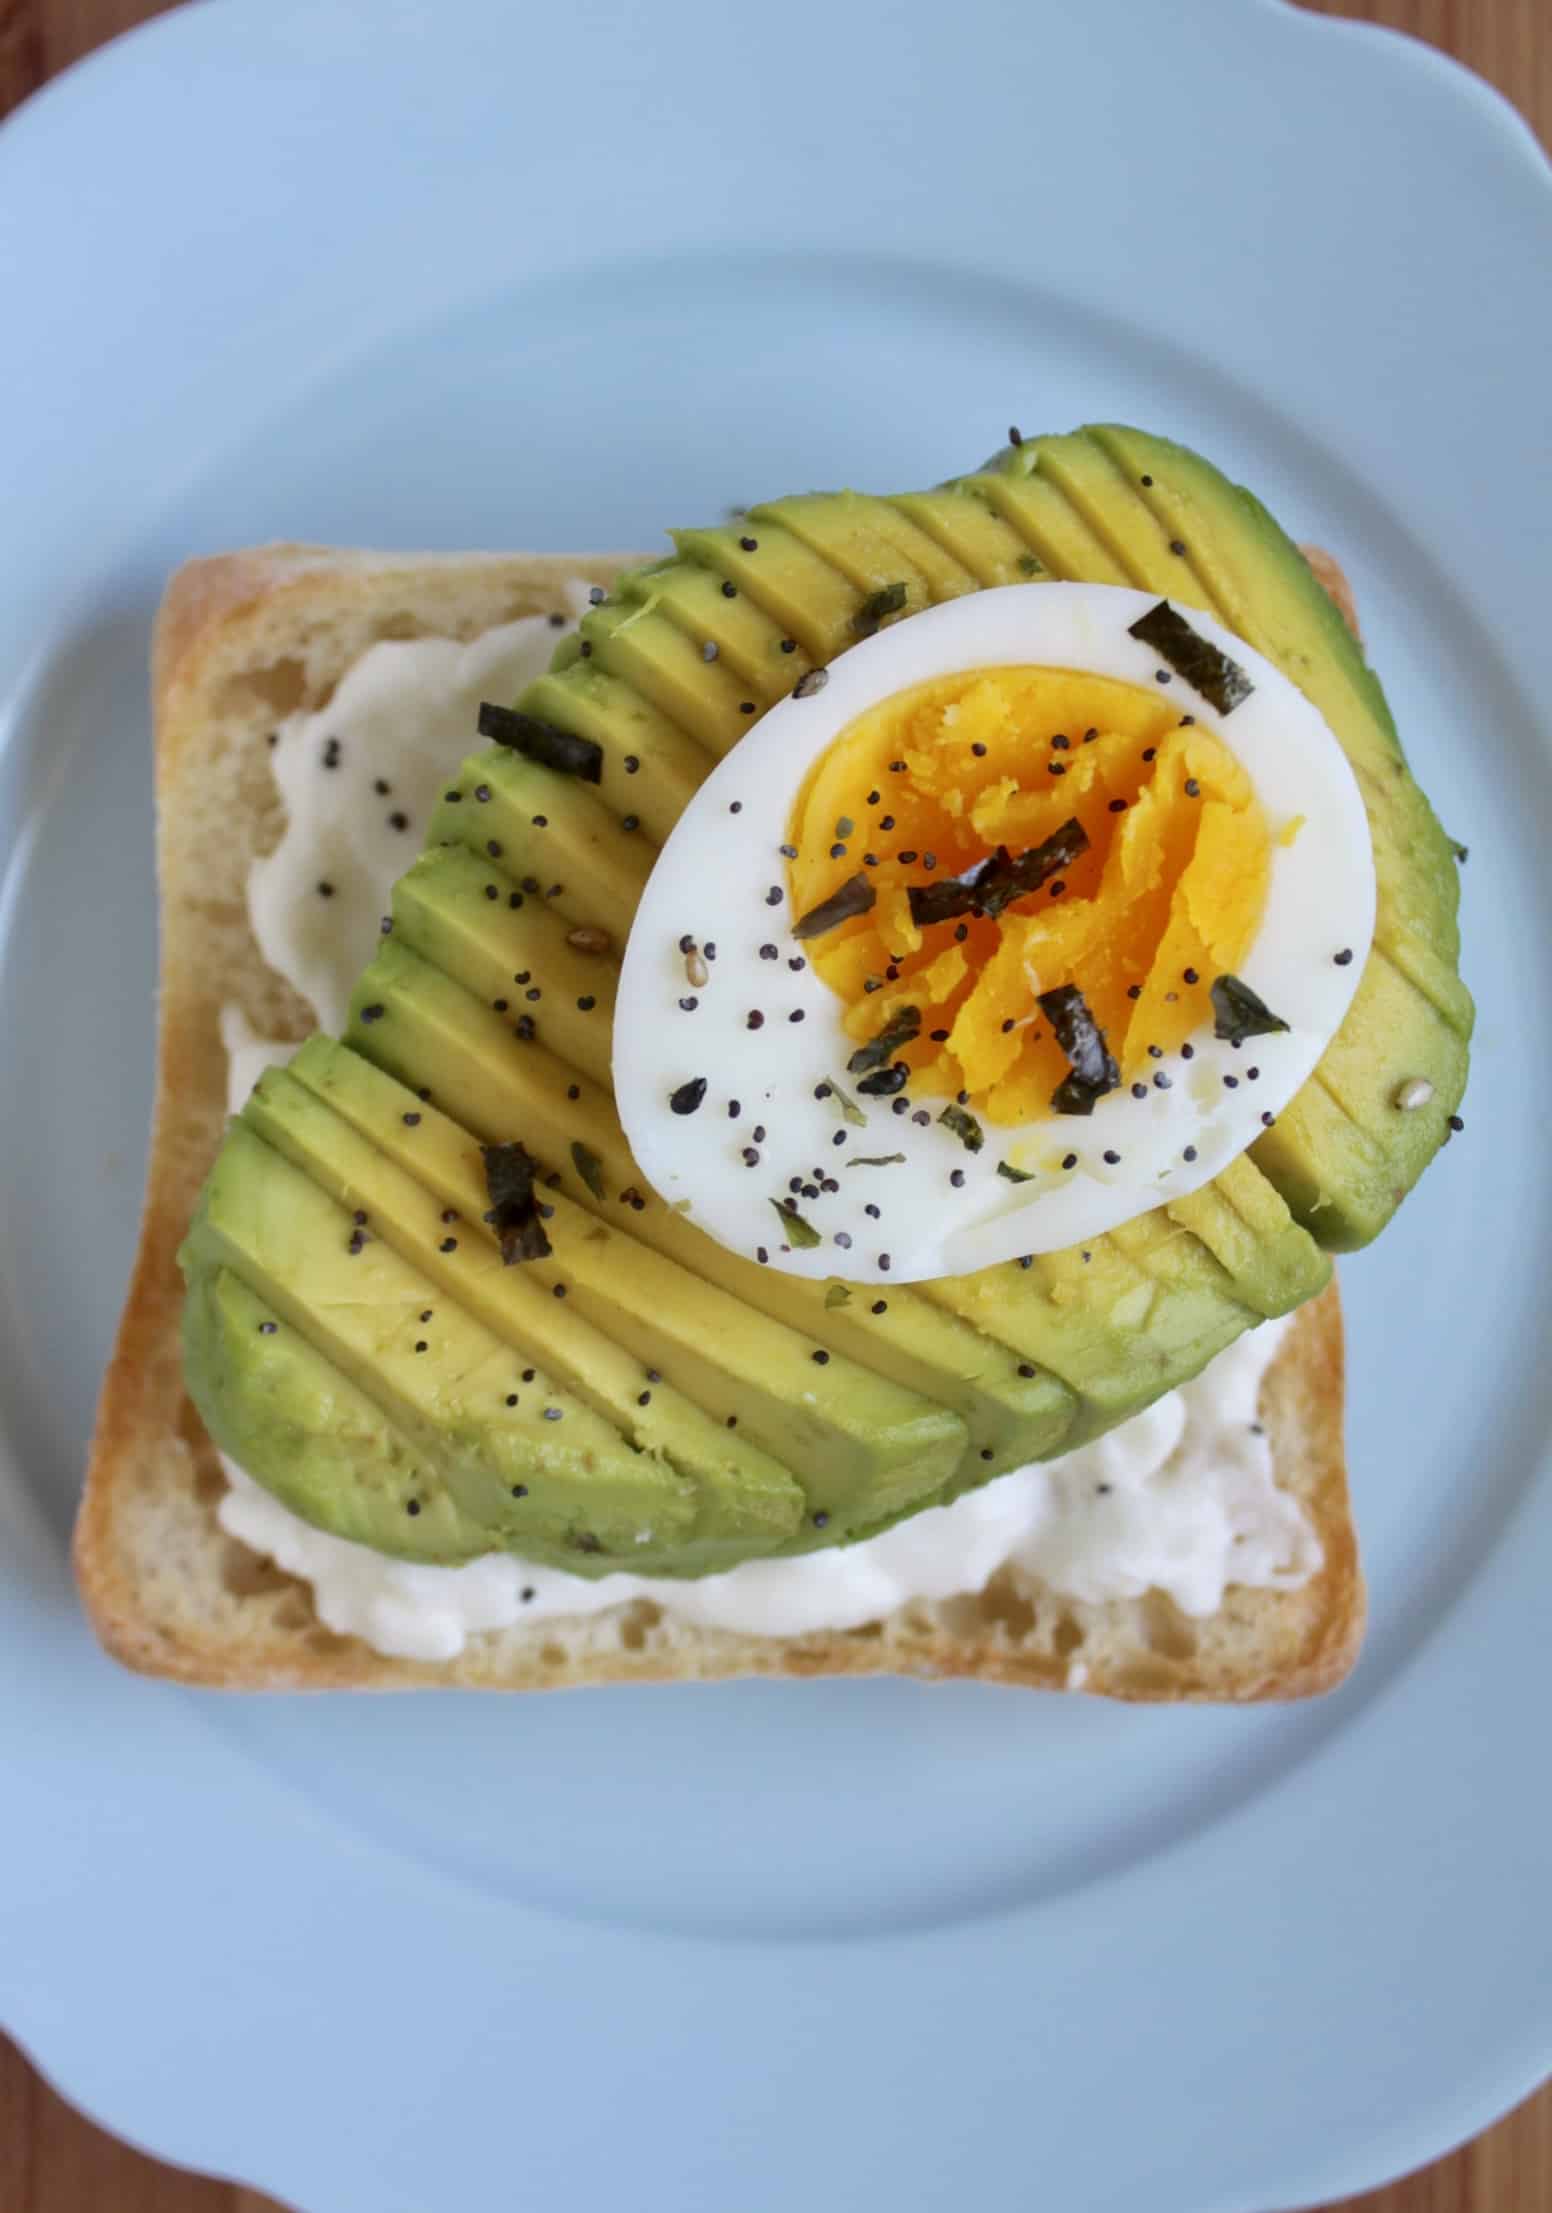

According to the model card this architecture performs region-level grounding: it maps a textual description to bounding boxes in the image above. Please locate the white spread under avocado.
[218,609,1322,1664]
[218,1319,1314,1662]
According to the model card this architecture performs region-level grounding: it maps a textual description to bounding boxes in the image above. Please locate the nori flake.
[845,1153,907,1168]
[481,1142,552,1264]
[907,818,1089,926]
[1037,984,1120,1115]
[847,1005,921,1075]
[793,872,877,940]
[997,1159,1036,1183]
[477,701,603,783]
[1210,973,1290,1046]
[1126,601,1253,715]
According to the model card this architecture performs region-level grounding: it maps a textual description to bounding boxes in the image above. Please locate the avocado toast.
[77,427,1469,1693]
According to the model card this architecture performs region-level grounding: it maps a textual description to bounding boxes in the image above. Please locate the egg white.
[613,584,1375,1284]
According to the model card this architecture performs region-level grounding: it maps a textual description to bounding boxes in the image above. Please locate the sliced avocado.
[188,424,1466,1582]
[330,995,969,1539]
[182,1125,700,1572]
[391,846,616,1089]
[578,597,759,753]
[753,492,936,610]
[243,1067,806,1570]
[295,1026,1078,1481]
[890,486,1043,587]
[967,423,1469,1246]
[184,1266,477,1563]
[669,520,867,662]
[425,748,651,946]
[522,664,711,842]
[1164,1154,1331,1317]
[617,558,795,712]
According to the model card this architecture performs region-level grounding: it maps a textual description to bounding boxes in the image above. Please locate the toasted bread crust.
[76,544,1368,1697]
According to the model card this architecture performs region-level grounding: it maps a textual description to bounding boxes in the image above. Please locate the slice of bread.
[75,544,1366,1698]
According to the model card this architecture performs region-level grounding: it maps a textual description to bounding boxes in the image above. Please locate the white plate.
[1,4,1548,2208]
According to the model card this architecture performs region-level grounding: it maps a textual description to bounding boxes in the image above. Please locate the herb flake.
[997,1159,1036,1183]
[845,1153,907,1168]
[938,1102,985,1153]
[770,1197,821,1249]
[569,1141,607,1201]
[824,1283,852,1310]
[852,581,909,637]
[825,1075,868,1128]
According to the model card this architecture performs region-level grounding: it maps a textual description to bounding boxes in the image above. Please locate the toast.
[75,544,1365,1697]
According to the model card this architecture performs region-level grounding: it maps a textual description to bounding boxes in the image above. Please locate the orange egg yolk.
[788,667,1273,1131]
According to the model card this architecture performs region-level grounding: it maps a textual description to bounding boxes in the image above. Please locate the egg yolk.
[788,667,1272,1134]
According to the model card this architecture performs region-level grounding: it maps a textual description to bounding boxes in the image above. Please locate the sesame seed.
[388,811,409,831]
[789,1009,805,1024]
[742,1147,760,1166]
[567,1084,580,1101]
[1183,1144,1197,1162]
[813,1510,830,1528]
[1108,798,1127,813]
[765,885,782,905]
[1334,947,1354,966]
[1062,1153,1077,1170]
[780,637,797,653]
[812,1349,830,1365]
[406,1499,421,1516]
[1260,1111,1275,1127]
[440,1236,458,1252]
[1140,473,1154,486]
[950,1169,965,1188]
[1131,1082,1148,1098]
[740,701,756,715]
[506,1394,518,1407]
[721,580,737,598]
[1184,778,1200,797]
[1126,985,1142,1001]
[1183,966,1199,984]
[1223,1074,1239,1089]
[702,640,719,662]
[747,1011,765,1030]
[543,1408,562,1422]
[402,1111,421,1126]
[1103,1149,1120,1165]
[257,1320,278,1334]
[740,535,758,551]
[753,1124,766,1141]
[1154,1072,1172,1090]
[1448,1113,1465,1132]
[1180,1043,1195,1060]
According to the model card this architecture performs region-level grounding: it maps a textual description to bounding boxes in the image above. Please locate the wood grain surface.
[1,0,1547,2207]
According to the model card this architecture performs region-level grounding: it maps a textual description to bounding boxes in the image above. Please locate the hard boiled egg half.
[614,584,1375,1283]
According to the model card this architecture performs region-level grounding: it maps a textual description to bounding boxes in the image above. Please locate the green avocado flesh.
[181,422,1467,1576]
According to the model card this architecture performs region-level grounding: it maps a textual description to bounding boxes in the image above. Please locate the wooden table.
[2,0,1548,2205]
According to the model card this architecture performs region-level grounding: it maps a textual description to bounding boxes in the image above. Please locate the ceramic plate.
[2,3,1548,2207]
